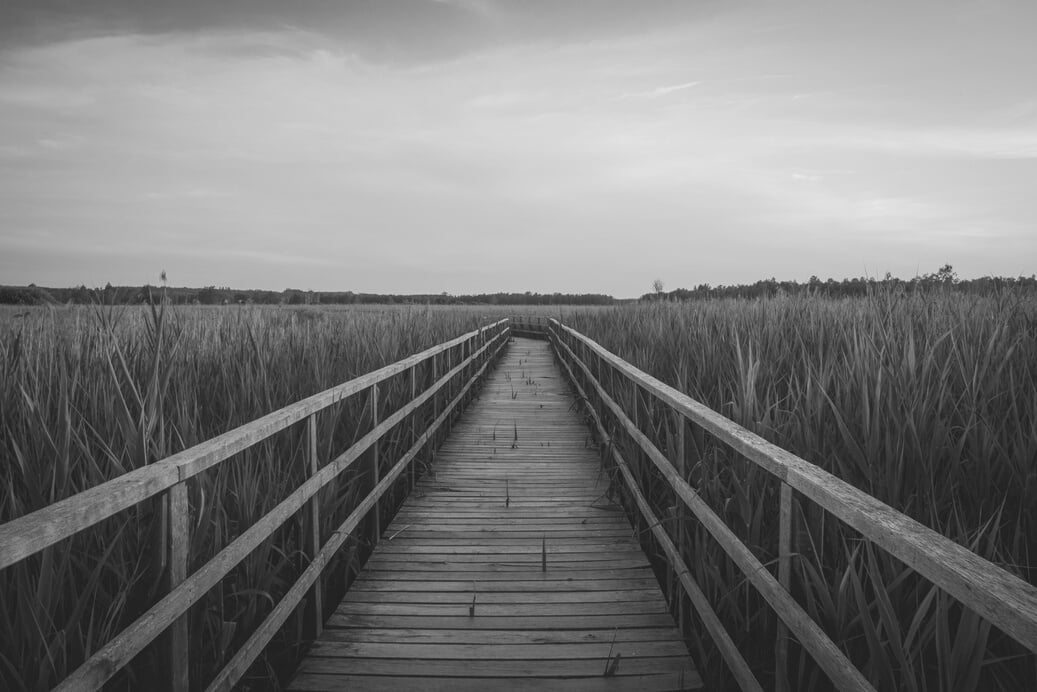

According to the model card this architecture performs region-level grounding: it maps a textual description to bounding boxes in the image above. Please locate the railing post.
[431,353,439,461]
[629,383,644,538]
[305,414,323,639]
[167,482,189,692]
[430,352,437,415]
[409,365,418,491]
[445,347,454,434]
[463,338,471,404]
[367,384,381,543]
[776,481,794,692]
[672,410,688,634]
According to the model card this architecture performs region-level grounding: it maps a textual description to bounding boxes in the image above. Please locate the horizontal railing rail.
[547,318,1037,691]
[0,319,510,692]
[508,314,550,339]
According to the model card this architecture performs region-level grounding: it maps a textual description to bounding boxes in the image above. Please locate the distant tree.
[195,286,214,304]
[652,278,665,296]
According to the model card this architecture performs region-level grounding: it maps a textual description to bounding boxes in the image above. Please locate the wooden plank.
[297,656,691,676]
[354,569,655,582]
[290,673,698,692]
[367,555,649,566]
[325,613,682,630]
[373,542,639,553]
[346,579,665,593]
[306,640,691,659]
[335,602,669,617]
[318,627,683,644]
[343,591,670,605]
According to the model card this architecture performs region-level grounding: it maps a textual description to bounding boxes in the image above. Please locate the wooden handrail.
[0,320,507,570]
[548,319,1037,687]
[551,335,765,692]
[0,319,510,691]
[549,325,873,691]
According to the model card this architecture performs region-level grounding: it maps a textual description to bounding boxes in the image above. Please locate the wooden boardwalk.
[289,337,701,691]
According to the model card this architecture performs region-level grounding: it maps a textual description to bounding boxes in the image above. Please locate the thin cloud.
[648,80,702,96]
[619,80,702,99]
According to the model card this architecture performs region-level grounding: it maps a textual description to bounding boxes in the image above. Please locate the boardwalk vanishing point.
[289,336,701,691]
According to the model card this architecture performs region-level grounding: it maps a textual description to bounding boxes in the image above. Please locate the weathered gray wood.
[326,613,683,630]
[297,655,690,677]
[307,640,691,658]
[318,627,682,644]
[344,590,670,605]
[0,463,180,572]
[345,578,665,593]
[409,364,418,491]
[776,482,793,692]
[367,384,381,542]
[305,414,323,640]
[166,482,189,692]
[289,338,699,691]
[336,601,670,616]
[290,673,697,692]
[552,320,1037,656]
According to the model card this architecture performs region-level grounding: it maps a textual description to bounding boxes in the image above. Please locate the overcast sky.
[1,1,1034,297]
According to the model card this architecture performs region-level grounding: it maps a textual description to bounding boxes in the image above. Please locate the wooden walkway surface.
[289,337,701,691]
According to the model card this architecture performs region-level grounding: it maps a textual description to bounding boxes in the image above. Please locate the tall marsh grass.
[568,288,1037,690]
[0,303,498,690]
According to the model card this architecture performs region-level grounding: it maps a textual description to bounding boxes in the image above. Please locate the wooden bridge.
[289,335,698,690]
[2,317,1036,691]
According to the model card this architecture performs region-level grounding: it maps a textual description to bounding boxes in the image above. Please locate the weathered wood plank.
[297,656,691,677]
[325,613,683,630]
[305,640,691,659]
[342,590,667,605]
[317,627,683,644]
[346,578,664,593]
[290,673,699,692]
[335,601,670,617]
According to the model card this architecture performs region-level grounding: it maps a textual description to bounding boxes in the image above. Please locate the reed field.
[0,302,543,690]
[567,288,1037,690]
[2,292,1035,691]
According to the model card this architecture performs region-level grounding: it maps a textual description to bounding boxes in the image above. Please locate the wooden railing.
[547,319,1037,691]
[508,315,550,339]
[0,319,510,692]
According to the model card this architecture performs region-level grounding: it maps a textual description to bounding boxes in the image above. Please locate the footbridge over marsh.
[2,318,1036,691]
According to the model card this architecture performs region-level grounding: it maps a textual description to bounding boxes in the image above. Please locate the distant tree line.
[0,283,616,307]
[640,266,1037,301]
